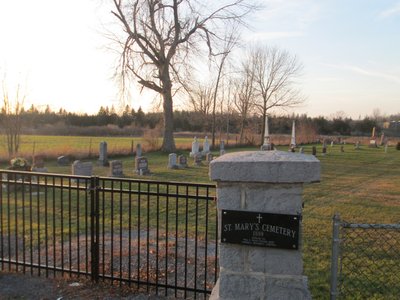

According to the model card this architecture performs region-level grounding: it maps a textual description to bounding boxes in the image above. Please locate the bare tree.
[109,0,255,152]
[1,80,25,158]
[186,80,214,116]
[250,45,304,145]
[210,28,239,148]
[233,58,256,144]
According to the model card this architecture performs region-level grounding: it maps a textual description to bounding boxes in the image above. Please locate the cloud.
[247,31,304,41]
[324,63,400,84]
[378,2,400,18]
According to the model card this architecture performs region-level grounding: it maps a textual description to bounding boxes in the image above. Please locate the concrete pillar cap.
[210,150,320,183]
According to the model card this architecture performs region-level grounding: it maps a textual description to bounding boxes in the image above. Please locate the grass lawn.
[1,143,399,299]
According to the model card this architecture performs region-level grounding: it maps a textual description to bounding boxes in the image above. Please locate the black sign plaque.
[221,210,300,250]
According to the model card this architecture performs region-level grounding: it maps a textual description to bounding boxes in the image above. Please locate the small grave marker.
[202,136,210,155]
[109,160,124,177]
[194,153,202,166]
[135,156,150,175]
[98,141,108,166]
[136,144,142,157]
[57,155,70,166]
[168,153,178,169]
[178,155,188,168]
[220,140,225,156]
[206,153,213,163]
[190,137,200,157]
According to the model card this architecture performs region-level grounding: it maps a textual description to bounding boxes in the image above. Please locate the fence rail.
[330,213,400,300]
[0,169,218,299]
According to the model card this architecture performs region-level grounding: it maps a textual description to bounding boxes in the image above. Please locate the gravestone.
[220,141,225,156]
[194,153,202,166]
[355,141,360,150]
[109,160,124,177]
[202,136,211,155]
[312,146,317,156]
[380,133,385,146]
[299,147,304,154]
[98,141,108,166]
[136,143,142,158]
[178,155,188,168]
[72,161,93,181]
[33,155,45,169]
[206,153,214,163]
[369,127,377,147]
[331,141,334,147]
[31,167,48,173]
[340,145,344,152]
[57,155,70,166]
[135,156,150,175]
[190,137,200,157]
[290,120,296,148]
[209,151,320,300]
[168,153,178,169]
[322,140,327,155]
[260,115,272,151]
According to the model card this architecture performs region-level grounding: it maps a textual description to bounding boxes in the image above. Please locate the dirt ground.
[0,272,171,300]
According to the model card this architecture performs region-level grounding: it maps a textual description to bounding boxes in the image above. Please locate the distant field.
[0,137,399,298]
[0,135,195,162]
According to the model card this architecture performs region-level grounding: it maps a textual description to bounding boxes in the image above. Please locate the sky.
[0,0,399,118]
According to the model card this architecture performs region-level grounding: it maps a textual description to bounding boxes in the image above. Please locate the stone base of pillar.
[210,272,311,300]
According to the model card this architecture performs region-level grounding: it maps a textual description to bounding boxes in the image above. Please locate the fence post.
[90,176,100,282]
[330,213,341,300]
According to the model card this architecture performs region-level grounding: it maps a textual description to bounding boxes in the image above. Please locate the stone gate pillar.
[209,151,320,300]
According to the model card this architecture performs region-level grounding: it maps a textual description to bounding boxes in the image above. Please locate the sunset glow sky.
[0,0,399,118]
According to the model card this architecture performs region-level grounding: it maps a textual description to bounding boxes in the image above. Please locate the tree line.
[3,104,398,138]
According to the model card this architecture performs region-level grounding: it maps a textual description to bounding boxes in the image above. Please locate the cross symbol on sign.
[256,214,263,223]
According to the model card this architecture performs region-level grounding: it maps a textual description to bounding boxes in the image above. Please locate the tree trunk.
[161,85,176,153]
[239,118,245,144]
[260,112,266,146]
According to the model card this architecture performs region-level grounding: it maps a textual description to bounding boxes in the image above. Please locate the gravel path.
[0,272,172,300]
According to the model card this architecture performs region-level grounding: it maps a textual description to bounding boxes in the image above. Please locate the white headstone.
[290,120,296,147]
[202,136,210,154]
[260,115,272,151]
[168,153,178,169]
[190,137,200,157]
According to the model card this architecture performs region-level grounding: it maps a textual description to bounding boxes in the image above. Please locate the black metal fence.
[0,169,218,298]
[330,213,400,300]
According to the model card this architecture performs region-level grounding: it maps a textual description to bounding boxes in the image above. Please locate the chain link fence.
[330,213,400,300]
